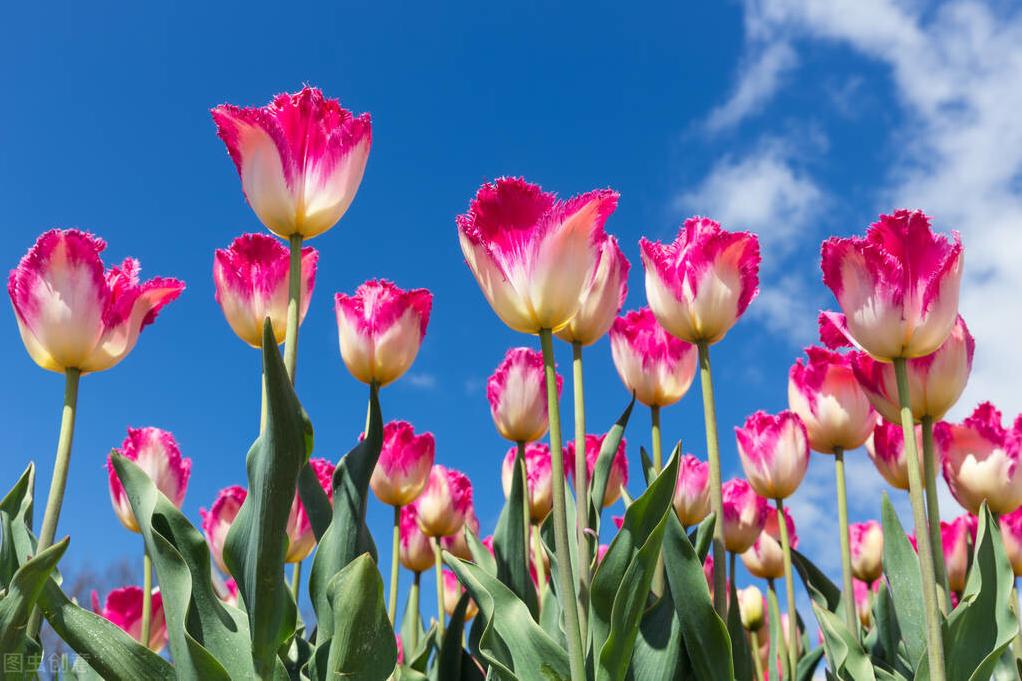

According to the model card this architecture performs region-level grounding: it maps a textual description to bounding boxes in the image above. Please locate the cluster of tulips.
[1,84,1020,681]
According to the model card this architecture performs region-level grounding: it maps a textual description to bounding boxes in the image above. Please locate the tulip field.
[4,85,1022,681]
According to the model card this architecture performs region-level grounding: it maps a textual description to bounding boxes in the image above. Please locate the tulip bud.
[673,454,711,527]
[220,578,239,608]
[107,427,192,533]
[91,587,167,652]
[501,444,554,522]
[399,505,435,573]
[737,585,766,631]
[853,579,880,628]
[788,346,875,453]
[487,347,562,443]
[442,569,479,620]
[721,478,770,553]
[937,402,1022,515]
[1000,506,1022,577]
[596,544,611,565]
[848,520,883,583]
[865,418,926,491]
[564,433,629,508]
[370,421,436,507]
[555,235,630,346]
[741,504,796,580]
[735,411,810,500]
[441,505,480,560]
[285,458,335,563]
[201,485,247,575]
[609,308,698,407]
[943,515,974,592]
[415,465,473,537]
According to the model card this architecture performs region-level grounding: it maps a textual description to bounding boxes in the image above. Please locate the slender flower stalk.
[389,505,401,623]
[651,405,663,472]
[921,415,950,613]
[833,447,858,637]
[141,552,153,644]
[766,578,791,680]
[750,630,765,681]
[775,499,798,675]
[533,526,547,605]
[409,572,422,651]
[291,562,302,601]
[571,341,590,616]
[283,235,302,381]
[698,342,727,615]
[433,538,445,636]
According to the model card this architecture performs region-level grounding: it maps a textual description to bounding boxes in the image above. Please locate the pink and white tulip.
[487,347,562,443]
[334,279,432,387]
[999,506,1022,576]
[107,427,192,533]
[501,443,554,522]
[201,486,247,575]
[865,419,925,491]
[441,504,480,560]
[937,402,1022,515]
[565,433,629,508]
[740,504,796,580]
[8,229,184,373]
[415,465,473,538]
[91,587,167,652]
[848,520,884,583]
[942,514,973,592]
[820,209,963,360]
[853,579,881,628]
[735,411,810,500]
[442,569,479,620]
[220,578,240,608]
[399,504,435,572]
[555,235,630,345]
[788,346,875,453]
[370,420,435,507]
[457,177,619,334]
[673,454,711,527]
[721,478,770,553]
[609,308,697,407]
[211,86,371,240]
[285,457,335,563]
[639,216,760,345]
[213,233,318,347]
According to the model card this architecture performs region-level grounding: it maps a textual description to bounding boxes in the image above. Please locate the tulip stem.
[539,329,586,681]
[571,341,591,634]
[389,505,401,623]
[27,367,81,638]
[651,405,662,473]
[775,498,799,675]
[697,341,727,617]
[921,415,951,614]
[291,561,302,602]
[833,447,858,639]
[410,571,421,651]
[766,578,791,681]
[283,234,303,383]
[1011,581,1022,663]
[620,486,633,506]
[141,551,153,645]
[894,357,947,679]
[750,629,765,681]
[532,524,547,608]
[433,538,445,637]
[517,443,532,605]
[260,370,268,433]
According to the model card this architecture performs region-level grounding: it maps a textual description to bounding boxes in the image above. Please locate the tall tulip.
[399,504,435,573]
[865,418,926,491]
[442,569,479,621]
[487,347,562,444]
[285,457,335,563]
[941,515,973,593]
[564,433,629,509]
[92,586,167,652]
[848,521,884,584]
[609,308,697,411]
[721,479,769,554]
[735,411,810,501]
[673,454,711,527]
[853,579,881,628]
[937,402,1022,515]
[201,485,247,575]
[740,504,796,581]
[999,506,1022,577]
[501,443,554,523]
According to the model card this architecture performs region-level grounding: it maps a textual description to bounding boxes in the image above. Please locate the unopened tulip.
[555,235,630,346]
[213,233,318,347]
[501,443,554,522]
[8,229,184,373]
[721,479,769,553]
[735,411,810,500]
[399,505,435,572]
[865,419,925,491]
[609,308,697,407]
[937,402,1022,514]
[565,433,629,508]
[285,457,335,563]
[999,506,1022,576]
[334,279,432,387]
[640,216,760,345]
[853,579,880,628]
[741,504,796,580]
[942,514,973,592]
[201,486,247,574]
[221,578,239,608]
[211,86,372,240]
[442,569,478,620]
[820,210,963,360]
[441,505,480,560]
[848,520,884,583]
[457,177,619,334]
[488,347,562,443]
[674,454,711,527]
[415,465,473,537]
[738,585,766,631]
[788,346,875,453]
[370,421,435,507]
[107,427,192,533]
[91,587,167,652]
[596,544,610,565]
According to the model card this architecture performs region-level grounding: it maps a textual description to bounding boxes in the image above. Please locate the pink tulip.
[999,506,1022,576]
[107,427,192,533]
[865,418,925,491]
[702,555,731,603]
[7,229,184,373]
[414,465,473,537]
[441,504,480,560]
[673,454,711,527]
[487,347,562,443]
[740,504,796,580]
[596,544,610,565]
[370,420,435,507]
[334,279,433,387]
[442,569,479,620]
[937,402,1022,514]
[457,177,619,334]
[501,443,554,522]
[201,485,247,575]
[399,504,435,573]
[211,86,371,240]
[212,233,318,348]
[555,235,630,345]
[91,587,167,652]
[609,308,698,407]
[848,520,884,583]
[853,579,881,628]
[285,457,335,563]
[788,346,875,453]
[735,411,811,500]
[221,578,239,608]
[639,216,760,345]
[820,209,963,360]
[942,514,973,592]
[721,478,770,553]
[565,433,629,508]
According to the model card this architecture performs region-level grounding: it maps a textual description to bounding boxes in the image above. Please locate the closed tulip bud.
[220,578,239,608]
[442,569,478,620]
[501,444,554,522]
[673,454,711,527]
[457,177,619,334]
[91,587,167,652]
[8,229,184,373]
[999,506,1022,576]
[820,210,963,360]
[488,347,562,443]
[853,579,880,628]
[213,233,318,347]
[596,544,610,565]
[609,308,698,407]
[741,504,796,580]
[285,458,335,563]
[788,346,875,453]
[865,418,926,491]
[721,479,770,553]
[640,216,760,345]
[107,427,192,533]
[942,515,973,592]
[335,279,432,387]
[848,520,884,583]
[370,421,435,507]
[555,235,630,345]
[201,485,247,575]
[415,465,473,537]
[565,433,629,508]
[937,402,1022,514]
[211,86,371,240]
[399,505,435,572]
[735,411,811,500]
[441,505,480,560]
[738,585,766,631]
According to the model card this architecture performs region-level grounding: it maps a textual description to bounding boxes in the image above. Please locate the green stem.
[697,341,727,616]
[767,578,791,681]
[776,499,799,675]
[517,442,532,606]
[532,523,547,607]
[571,341,590,639]
[410,572,421,651]
[283,234,303,383]
[893,357,946,680]
[1011,581,1022,664]
[27,367,81,638]
[834,448,858,639]
[651,405,662,473]
[141,551,153,646]
[433,537,445,637]
[389,505,401,623]
[750,629,765,681]
[259,369,268,433]
[291,561,302,602]
[620,486,634,506]
[922,415,951,614]
[539,329,586,681]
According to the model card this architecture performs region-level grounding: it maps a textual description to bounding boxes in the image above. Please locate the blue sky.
[4,0,1022,618]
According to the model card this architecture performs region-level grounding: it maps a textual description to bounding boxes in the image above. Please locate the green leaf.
[0,536,67,655]
[790,546,841,613]
[639,447,656,488]
[492,444,539,619]
[868,582,910,677]
[625,585,687,681]
[879,493,926,670]
[297,457,331,542]
[812,602,877,681]
[727,573,753,681]
[400,579,427,663]
[0,464,36,590]
[588,397,636,532]
[692,513,715,564]
[466,526,497,577]
[766,585,783,681]
[433,592,471,680]
[795,646,825,681]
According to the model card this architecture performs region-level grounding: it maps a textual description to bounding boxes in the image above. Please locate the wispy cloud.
[705,42,799,133]
[405,372,437,389]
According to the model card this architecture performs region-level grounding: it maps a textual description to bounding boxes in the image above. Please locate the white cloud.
[405,372,437,389]
[706,42,799,132]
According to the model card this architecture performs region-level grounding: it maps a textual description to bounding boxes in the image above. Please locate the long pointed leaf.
[879,493,925,669]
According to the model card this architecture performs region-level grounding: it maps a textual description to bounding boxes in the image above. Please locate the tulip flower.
[735,411,810,501]
[211,86,371,240]
[740,504,796,580]
[564,433,629,509]
[441,504,480,561]
[501,443,554,523]
[941,515,973,593]
[213,233,318,348]
[848,521,884,584]
[853,579,881,628]
[415,465,473,538]
[673,454,711,527]
[487,347,562,443]
[738,585,766,631]
[399,505,435,573]
[864,419,923,491]
[371,421,436,507]
[554,235,630,347]
[721,479,769,554]
[334,279,433,388]
[788,347,875,454]
[609,308,698,409]
[221,578,240,608]
[107,427,192,533]
[937,402,1022,515]
[201,485,247,575]
[442,569,479,620]
[999,506,1022,576]
[285,457,335,564]
[91,587,167,652]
